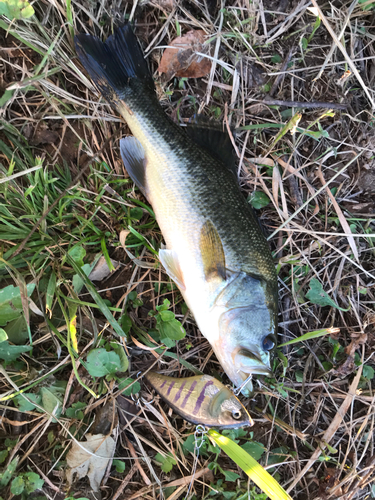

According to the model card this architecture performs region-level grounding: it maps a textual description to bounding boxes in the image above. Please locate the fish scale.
[75,25,278,396]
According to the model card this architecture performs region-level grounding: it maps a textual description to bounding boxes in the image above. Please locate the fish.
[144,371,253,428]
[74,25,278,396]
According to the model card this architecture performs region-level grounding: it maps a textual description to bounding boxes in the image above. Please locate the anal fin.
[159,249,186,290]
[120,137,148,198]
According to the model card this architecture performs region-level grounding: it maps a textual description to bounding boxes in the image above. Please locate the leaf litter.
[158,30,212,81]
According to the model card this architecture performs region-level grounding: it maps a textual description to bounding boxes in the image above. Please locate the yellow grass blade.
[208,429,293,500]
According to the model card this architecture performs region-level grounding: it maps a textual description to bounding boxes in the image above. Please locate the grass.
[0,0,375,499]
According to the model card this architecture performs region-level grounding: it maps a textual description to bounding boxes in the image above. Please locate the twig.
[125,435,152,486]
[269,47,294,97]
[256,98,347,110]
[310,0,375,110]
[205,5,223,105]
[314,0,358,80]
[316,165,359,262]
[286,358,363,492]
[113,463,138,500]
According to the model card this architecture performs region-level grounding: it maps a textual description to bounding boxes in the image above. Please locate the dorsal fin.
[200,220,226,281]
[182,115,237,176]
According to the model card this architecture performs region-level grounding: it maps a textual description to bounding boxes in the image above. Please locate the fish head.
[216,304,277,396]
[208,385,253,428]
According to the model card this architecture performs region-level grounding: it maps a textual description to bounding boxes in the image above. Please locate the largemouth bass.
[145,371,252,428]
[75,25,278,396]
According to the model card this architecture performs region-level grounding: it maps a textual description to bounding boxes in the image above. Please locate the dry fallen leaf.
[66,433,115,492]
[89,255,119,282]
[158,30,211,81]
[335,331,367,377]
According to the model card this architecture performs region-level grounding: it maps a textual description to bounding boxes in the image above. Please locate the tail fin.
[74,24,154,104]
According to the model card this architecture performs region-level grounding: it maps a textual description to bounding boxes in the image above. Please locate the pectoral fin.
[200,220,226,282]
[159,249,186,290]
[120,137,148,198]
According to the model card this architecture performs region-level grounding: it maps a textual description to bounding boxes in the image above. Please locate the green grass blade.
[64,251,127,339]
[278,327,340,347]
[208,429,293,500]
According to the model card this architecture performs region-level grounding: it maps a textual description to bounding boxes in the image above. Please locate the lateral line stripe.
[193,381,213,415]
[181,380,197,409]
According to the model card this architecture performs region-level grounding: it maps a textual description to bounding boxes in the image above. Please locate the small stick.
[269,47,294,97]
[112,463,138,500]
[258,98,347,110]
[125,435,152,486]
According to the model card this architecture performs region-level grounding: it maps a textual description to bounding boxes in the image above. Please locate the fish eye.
[231,410,242,420]
[262,335,275,351]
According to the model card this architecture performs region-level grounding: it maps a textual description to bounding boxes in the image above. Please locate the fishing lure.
[144,371,253,428]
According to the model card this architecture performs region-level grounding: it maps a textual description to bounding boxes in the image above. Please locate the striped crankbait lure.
[144,372,253,428]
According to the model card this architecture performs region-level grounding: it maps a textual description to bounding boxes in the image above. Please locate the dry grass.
[0,0,375,499]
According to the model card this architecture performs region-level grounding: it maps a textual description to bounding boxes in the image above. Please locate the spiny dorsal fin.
[200,220,226,281]
[120,136,148,199]
[182,116,237,177]
[159,249,186,290]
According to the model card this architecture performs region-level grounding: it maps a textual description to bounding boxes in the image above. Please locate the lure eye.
[262,335,275,351]
[231,410,242,420]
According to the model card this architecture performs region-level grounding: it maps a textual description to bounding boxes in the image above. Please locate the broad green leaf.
[0,329,7,342]
[72,263,93,294]
[65,402,86,420]
[10,475,24,495]
[249,191,270,210]
[68,245,86,268]
[113,460,125,473]
[118,377,141,395]
[0,450,8,464]
[306,279,349,311]
[23,472,44,493]
[363,365,375,380]
[156,307,186,342]
[120,314,132,334]
[223,470,240,482]
[279,327,340,347]
[156,299,170,312]
[0,0,34,19]
[0,341,32,361]
[130,207,143,220]
[85,349,121,377]
[241,441,266,461]
[109,342,129,372]
[40,387,63,421]
[14,393,41,412]
[0,456,18,487]
[0,89,14,107]
[3,316,28,344]
[267,446,290,466]
[0,284,35,326]
[208,430,293,500]
[154,453,176,473]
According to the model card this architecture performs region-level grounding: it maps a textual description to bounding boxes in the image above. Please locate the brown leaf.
[335,331,367,377]
[66,433,115,492]
[345,331,367,357]
[158,30,211,81]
